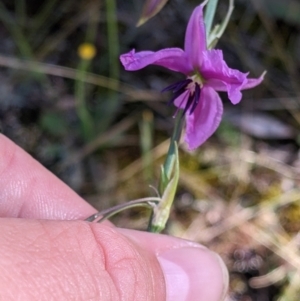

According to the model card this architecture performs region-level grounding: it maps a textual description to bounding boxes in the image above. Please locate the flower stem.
[159,109,184,194]
[74,6,99,141]
[204,0,219,38]
[85,197,161,223]
[149,141,180,232]
[147,110,184,233]
[75,59,94,141]
[207,0,234,49]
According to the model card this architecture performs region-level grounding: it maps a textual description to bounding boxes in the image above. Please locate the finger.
[120,229,228,301]
[0,218,228,301]
[0,134,96,219]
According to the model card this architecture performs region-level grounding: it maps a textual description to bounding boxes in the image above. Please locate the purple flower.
[137,0,169,26]
[120,2,265,150]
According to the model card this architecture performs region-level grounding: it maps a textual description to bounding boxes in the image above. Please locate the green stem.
[159,110,184,194]
[139,110,154,182]
[85,197,161,223]
[204,0,219,38]
[75,59,94,141]
[207,0,235,49]
[74,4,100,141]
[149,142,180,233]
[148,111,184,232]
[100,0,120,132]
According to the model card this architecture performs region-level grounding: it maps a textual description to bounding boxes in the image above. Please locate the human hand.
[0,134,228,301]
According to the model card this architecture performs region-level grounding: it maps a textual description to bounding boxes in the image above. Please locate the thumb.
[0,218,228,301]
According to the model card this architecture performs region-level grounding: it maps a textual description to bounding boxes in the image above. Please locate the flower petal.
[184,3,207,70]
[184,86,223,150]
[240,71,266,90]
[120,48,192,74]
[206,71,265,104]
[173,90,190,109]
[201,50,248,104]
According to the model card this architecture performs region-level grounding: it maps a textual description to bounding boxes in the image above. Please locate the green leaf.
[150,142,179,232]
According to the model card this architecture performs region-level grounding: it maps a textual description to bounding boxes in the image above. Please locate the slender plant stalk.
[75,3,100,141]
[101,0,120,132]
[85,197,161,223]
[159,110,184,194]
[149,141,180,232]
[147,111,184,232]
[207,0,234,48]
[140,110,154,182]
[204,0,219,38]
[75,59,94,141]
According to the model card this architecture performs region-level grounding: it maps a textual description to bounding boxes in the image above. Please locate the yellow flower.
[78,43,96,60]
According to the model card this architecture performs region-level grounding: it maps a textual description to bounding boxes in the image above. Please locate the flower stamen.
[189,83,201,114]
[161,79,192,93]
[183,92,195,115]
[163,79,201,116]
[163,79,191,106]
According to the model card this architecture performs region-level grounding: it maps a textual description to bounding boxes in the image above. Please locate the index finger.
[0,134,96,219]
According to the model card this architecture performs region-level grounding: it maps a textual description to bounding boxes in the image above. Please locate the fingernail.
[157,247,228,301]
